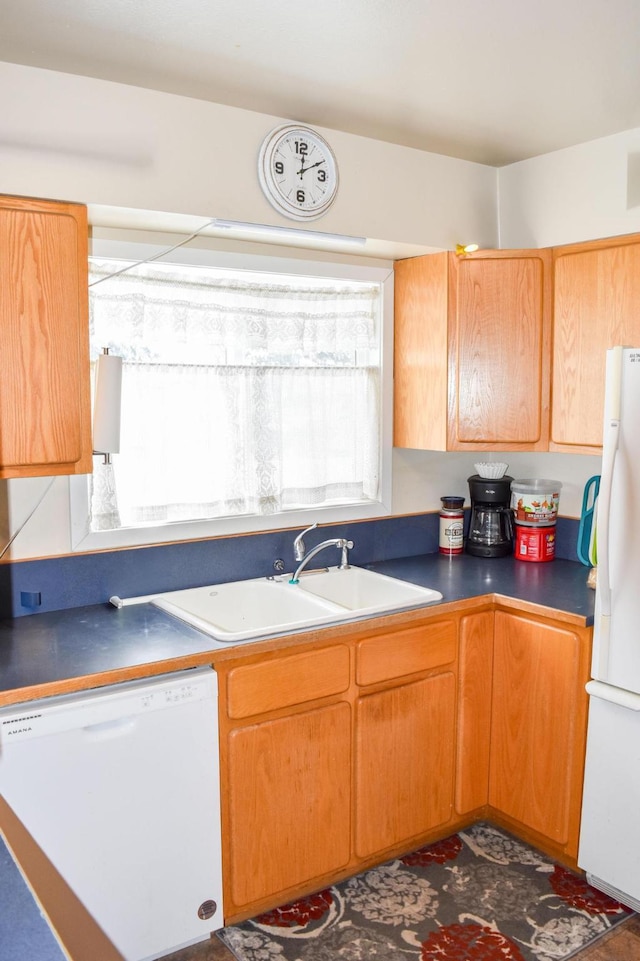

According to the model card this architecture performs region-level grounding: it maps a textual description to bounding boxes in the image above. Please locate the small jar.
[439,496,465,555]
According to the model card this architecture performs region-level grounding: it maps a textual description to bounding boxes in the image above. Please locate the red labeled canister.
[439,496,465,555]
[515,525,556,562]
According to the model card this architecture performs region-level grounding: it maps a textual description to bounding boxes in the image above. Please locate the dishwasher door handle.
[82,717,137,740]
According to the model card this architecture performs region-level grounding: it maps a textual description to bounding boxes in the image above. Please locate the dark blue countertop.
[0,836,66,961]
[368,553,596,622]
[0,553,594,702]
[0,601,224,699]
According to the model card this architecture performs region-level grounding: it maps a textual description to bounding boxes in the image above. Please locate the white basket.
[474,462,509,479]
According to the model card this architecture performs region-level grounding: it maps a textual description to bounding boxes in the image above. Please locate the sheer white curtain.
[89,259,381,530]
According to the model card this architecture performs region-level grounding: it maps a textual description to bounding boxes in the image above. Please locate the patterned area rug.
[217,822,632,961]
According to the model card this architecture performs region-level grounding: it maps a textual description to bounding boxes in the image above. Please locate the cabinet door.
[0,195,91,477]
[227,702,351,910]
[394,252,449,450]
[355,672,455,859]
[449,249,551,450]
[393,249,551,452]
[489,612,583,847]
[455,611,494,815]
[552,235,640,452]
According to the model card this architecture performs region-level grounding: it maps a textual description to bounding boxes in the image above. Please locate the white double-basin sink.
[149,566,443,643]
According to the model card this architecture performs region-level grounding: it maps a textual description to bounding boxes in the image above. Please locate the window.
[71,238,393,551]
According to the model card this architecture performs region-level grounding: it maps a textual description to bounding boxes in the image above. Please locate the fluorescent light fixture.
[211,219,367,247]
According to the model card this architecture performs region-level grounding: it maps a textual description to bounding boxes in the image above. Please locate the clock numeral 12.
[294,141,308,155]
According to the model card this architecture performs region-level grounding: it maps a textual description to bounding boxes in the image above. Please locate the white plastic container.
[439,496,464,555]
[511,479,562,525]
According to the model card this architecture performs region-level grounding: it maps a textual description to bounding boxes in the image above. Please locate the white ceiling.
[2,0,640,167]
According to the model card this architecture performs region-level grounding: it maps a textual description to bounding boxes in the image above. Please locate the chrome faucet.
[290,524,354,583]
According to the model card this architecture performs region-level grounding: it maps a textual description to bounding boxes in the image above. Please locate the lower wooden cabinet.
[353,618,457,859]
[355,672,455,858]
[217,603,592,923]
[227,702,351,908]
[488,610,591,858]
[455,611,494,815]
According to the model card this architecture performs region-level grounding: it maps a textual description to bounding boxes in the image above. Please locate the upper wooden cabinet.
[0,194,92,478]
[551,233,640,453]
[394,248,552,452]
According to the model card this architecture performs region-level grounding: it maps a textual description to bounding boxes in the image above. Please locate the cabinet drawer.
[356,620,456,686]
[227,645,350,719]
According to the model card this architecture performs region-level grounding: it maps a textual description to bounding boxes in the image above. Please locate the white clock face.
[258,124,339,221]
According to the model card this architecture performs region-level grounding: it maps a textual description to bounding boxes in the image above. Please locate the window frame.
[70,235,394,552]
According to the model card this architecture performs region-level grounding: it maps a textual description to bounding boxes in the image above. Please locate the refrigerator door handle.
[597,346,623,629]
[597,416,619,618]
[586,679,640,711]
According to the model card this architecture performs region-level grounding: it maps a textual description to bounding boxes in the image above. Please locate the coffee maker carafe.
[466,474,514,558]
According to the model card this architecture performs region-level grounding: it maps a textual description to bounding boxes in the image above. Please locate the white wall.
[392,450,601,522]
[498,127,640,248]
[486,128,640,535]
[0,61,501,560]
[0,62,497,252]
[0,63,616,560]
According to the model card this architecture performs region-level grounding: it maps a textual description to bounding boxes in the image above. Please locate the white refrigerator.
[578,345,640,911]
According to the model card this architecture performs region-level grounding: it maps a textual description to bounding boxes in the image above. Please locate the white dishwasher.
[0,666,223,961]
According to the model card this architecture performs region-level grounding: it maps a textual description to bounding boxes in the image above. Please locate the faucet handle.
[338,538,354,569]
[293,522,318,561]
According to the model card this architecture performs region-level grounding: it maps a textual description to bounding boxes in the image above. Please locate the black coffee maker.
[466,474,515,557]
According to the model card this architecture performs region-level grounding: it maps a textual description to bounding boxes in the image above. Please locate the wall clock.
[258,123,339,221]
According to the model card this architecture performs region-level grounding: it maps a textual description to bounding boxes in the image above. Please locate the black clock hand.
[297,159,326,177]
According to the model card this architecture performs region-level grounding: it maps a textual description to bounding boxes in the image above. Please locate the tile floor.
[161,914,640,961]
[575,915,640,961]
[162,935,231,960]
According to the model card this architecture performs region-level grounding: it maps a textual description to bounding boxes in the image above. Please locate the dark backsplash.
[0,513,581,619]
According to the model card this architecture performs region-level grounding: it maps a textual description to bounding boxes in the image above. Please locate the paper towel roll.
[92,352,122,454]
